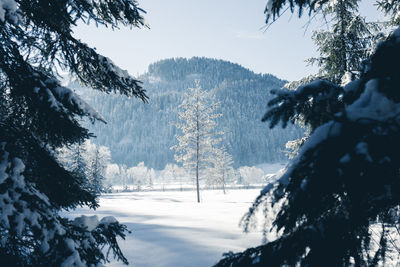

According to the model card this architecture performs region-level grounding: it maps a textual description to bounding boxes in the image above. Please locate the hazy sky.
[72,0,383,81]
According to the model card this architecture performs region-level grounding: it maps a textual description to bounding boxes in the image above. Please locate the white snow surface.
[73,215,100,231]
[0,0,19,23]
[64,189,264,267]
[346,79,400,122]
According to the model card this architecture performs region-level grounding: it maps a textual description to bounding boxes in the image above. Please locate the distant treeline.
[70,57,303,169]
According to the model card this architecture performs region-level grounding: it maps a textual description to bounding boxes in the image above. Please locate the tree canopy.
[216,1,400,266]
[0,0,147,265]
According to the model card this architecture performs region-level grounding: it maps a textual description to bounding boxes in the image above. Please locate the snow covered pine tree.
[307,0,383,85]
[216,1,400,266]
[86,143,112,194]
[0,0,147,266]
[269,0,382,158]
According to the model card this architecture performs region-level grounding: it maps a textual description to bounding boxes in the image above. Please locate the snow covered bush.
[127,162,155,190]
[237,166,265,185]
[159,163,187,191]
[106,164,122,186]
[0,0,146,265]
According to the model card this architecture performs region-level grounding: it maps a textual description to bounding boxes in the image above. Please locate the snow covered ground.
[65,189,265,267]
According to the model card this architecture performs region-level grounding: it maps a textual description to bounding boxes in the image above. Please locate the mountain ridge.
[71,57,303,169]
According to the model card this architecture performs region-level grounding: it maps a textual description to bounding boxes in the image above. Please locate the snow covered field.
[65,189,265,267]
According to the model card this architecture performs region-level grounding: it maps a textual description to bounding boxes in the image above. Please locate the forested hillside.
[70,57,303,169]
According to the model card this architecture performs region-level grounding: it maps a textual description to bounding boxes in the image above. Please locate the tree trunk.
[196,102,200,203]
[339,0,348,76]
[222,170,226,194]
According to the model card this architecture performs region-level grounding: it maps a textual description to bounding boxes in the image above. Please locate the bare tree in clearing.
[171,81,222,202]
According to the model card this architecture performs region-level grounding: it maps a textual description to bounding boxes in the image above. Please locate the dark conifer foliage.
[0,0,146,265]
[307,0,383,84]
[263,0,383,159]
[263,80,344,132]
[264,0,328,23]
[216,2,400,266]
[377,0,400,26]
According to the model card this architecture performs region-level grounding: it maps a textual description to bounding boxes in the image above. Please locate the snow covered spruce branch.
[215,24,400,267]
[0,0,147,265]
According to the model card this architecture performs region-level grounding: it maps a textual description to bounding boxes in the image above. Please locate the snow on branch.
[0,0,20,24]
[46,78,106,123]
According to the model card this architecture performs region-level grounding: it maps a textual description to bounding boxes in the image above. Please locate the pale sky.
[72,0,383,81]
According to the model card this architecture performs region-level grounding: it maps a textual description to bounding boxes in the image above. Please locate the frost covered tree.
[86,142,111,194]
[171,81,222,202]
[106,163,121,186]
[159,164,175,191]
[126,162,152,190]
[208,146,234,193]
[0,0,147,265]
[58,141,89,189]
[147,167,155,189]
[237,166,265,185]
[216,1,400,266]
[120,164,129,190]
[160,163,187,191]
[70,142,87,176]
